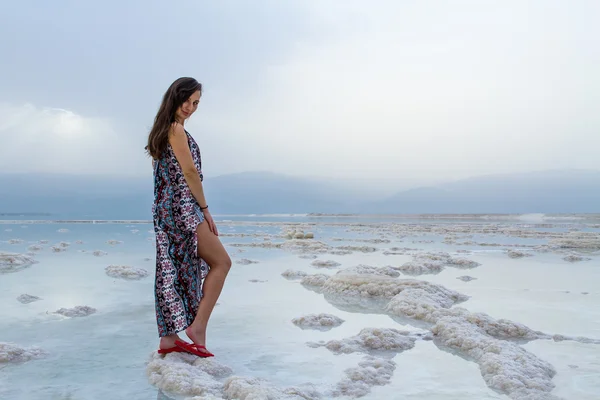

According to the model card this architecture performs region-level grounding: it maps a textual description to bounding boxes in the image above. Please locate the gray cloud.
[1,1,598,185]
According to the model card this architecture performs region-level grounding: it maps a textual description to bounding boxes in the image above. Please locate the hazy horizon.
[1,1,598,189]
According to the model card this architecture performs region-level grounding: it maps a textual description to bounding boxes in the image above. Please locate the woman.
[146,77,232,357]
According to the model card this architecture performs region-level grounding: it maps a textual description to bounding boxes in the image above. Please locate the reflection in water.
[157,389,176,400]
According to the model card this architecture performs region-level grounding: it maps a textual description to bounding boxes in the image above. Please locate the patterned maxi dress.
[152,130,209,337]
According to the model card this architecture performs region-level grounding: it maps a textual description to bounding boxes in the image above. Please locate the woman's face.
[176,90,201,122]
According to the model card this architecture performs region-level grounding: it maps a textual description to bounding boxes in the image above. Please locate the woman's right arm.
[168,123,208,209]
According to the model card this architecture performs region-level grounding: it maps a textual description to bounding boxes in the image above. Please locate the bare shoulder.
[169,121,186,138]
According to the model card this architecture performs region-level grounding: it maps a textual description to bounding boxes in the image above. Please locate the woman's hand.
[203,209,219,236]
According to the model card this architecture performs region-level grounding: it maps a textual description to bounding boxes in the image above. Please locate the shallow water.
[1,216,599,399]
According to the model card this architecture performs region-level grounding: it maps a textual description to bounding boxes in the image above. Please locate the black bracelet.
[200,205,208,210]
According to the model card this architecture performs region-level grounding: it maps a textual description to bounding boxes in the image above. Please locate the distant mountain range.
[0,169,598,219]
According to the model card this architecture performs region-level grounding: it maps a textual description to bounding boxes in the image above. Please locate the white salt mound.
[394,251,480,275]
[146,352,227,397]
[447,257,481,269]
[311,260,341,268]
[310,327,418,355]
[55,305,97,318]
[223,376,321,400]
[147,351,319,400]
[236,258,259,265]
[107,239,123,245]
[457,276,477,282]
[299,271,565,399]
[17,294,42,304]
[0,342,47,363]
[507,250,532,258]
[395,261,444,275]
[338,264,400,278]
[93,250,108,257]
[562,254,591,262]
[281,269,308,280]
[0,252,38,273]
[0,252,37,267]
[332,356,396,398]
[105,265,149,280]
[431,317,559,400]
[292,313,345,330]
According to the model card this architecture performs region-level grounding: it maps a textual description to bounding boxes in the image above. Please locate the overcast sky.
[0,0,598,188]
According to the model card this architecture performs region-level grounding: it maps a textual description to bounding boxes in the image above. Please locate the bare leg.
[185,220,231,353]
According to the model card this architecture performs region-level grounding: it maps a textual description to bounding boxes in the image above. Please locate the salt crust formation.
[146,352,321,399]
[17,294,42,304]
[310,260,341,268]
[105,265,149,280]
[230,239,377,257]
[298,270,598,399]
[54,305,97,318]
[281,270,308,280]
[0,342,47,363]
[292,313,345,330]
[507,250,533,259]
[236,258,259,265]
[0,251,38,273]
[396,251,481,276]
[338,264,400,278]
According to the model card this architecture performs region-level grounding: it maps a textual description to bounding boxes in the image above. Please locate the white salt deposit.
[447,257,481,269]
[332,356,396,398]
[147,352,320,400]
[298,271,578,399]
[292,313,345,330]
[0,252,37,273]
[431,317,559,400]
[17,294,42,304]
[562,254,591,262]
[0,342,47,363]
[337,264,400,278]
[54,305,97,318]
[281,269,309,280]
[507,250,533,259]
[105,265,149,280]
[236,258,259,265]
[395,261,444,275]
[93,250,108,257]
[223,376,321,400]
[284,229,316,240]
[146,352,227,397]
[394,251,480,276]
[308,327,418,355]
[457,276,477,282]
[8,238,24,244]
[310,260,341,268]
[107,239,123,245]
[27,244,43,252]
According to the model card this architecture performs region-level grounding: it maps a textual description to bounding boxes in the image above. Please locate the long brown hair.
[146,77,202,159]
